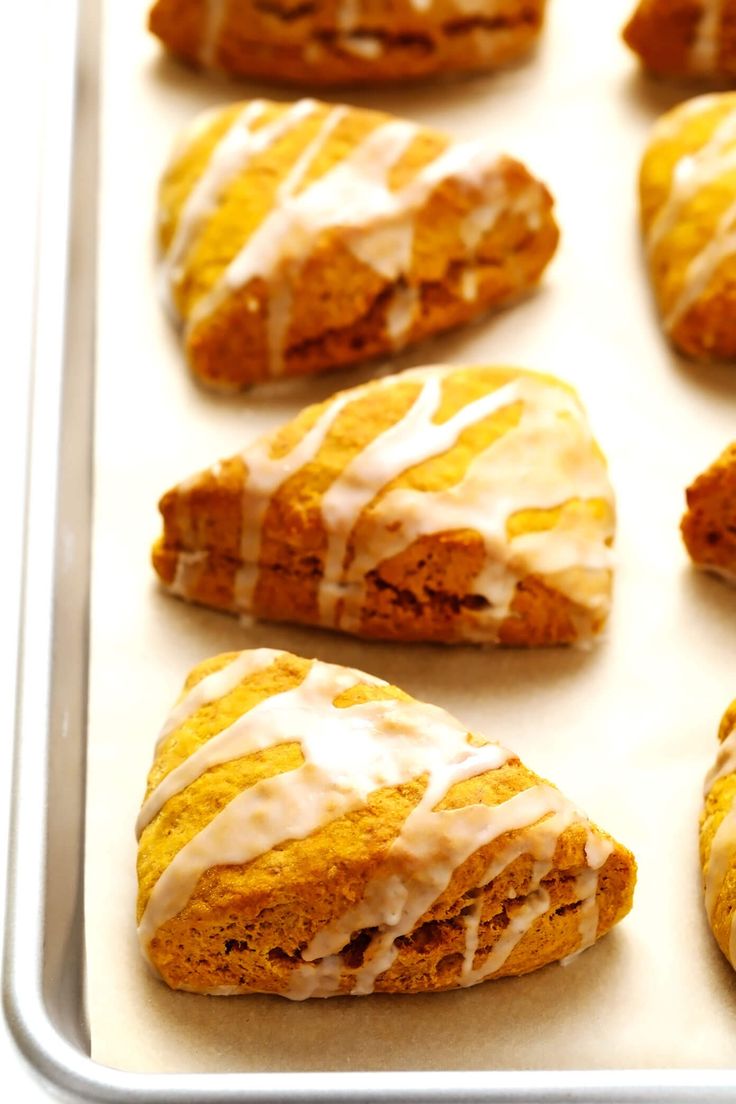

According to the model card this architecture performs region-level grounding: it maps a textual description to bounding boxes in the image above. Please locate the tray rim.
[3,0,736,1099]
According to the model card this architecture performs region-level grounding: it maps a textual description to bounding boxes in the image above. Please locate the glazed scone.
[158,98,559,390]
[152,365,616,646]
[624,0,736,78]
[681,443,736,581]
[701,701,736,970]
[148,0,546,86]
[639,93,736,360]
[137,649,637,997]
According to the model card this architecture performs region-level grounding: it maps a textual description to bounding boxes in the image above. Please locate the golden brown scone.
[681,442,736,580]
[136,649,636,997]
[639,93,736,360]
[623,0,736,78]
[152,364,616,646]
[148,0,546,86]
[701,700,736,970]
[158,98,559,390]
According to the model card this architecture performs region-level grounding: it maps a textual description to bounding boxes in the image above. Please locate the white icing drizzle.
[175,102,540,376]
[139,659,495,952]
[138,655,613,995]
[384,283,418,346]
[559,866,604,965]
[646,98,736,333]
[231,385,360,609]
[154,648,283,755]
[317,371,535,626]
[703,801,736,966]
[690,0,724,74]
[460,268,479,301]
[665,197,736,331]
[289,782,609,999]
[461,889,552,987]
[265,105,350,376]
[332,372,614,638]
[187,119,418,341]
[170,550,208,600]
[704,726,736,793]
[163,100,318,313]
[165,102,266,288]
[138,657,386,838]
[199,0,228,68]
[647,104,736,256]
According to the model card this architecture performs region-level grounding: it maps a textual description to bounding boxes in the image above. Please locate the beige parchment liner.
[87,0,736,1074]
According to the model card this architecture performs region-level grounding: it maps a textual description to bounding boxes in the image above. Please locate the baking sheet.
[87,0,736,1075]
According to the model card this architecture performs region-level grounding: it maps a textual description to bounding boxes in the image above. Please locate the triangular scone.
[624,0,736,78]
[137,649,636,997]
[681,443,736,583]
[701,701,736,970]
[158,99,559,390]
[639,93,736,361]
[152,365,616,646]
[148,0,546,86]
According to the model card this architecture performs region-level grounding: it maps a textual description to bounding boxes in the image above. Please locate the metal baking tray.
[4,0,736,1098]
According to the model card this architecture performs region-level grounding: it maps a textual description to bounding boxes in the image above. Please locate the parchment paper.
[87,0,736,1074]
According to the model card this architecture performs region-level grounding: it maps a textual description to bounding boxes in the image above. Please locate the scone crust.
[681,442,736,580]
[149,0,546,86]
[137,650,636,996]
[152,365,615,647]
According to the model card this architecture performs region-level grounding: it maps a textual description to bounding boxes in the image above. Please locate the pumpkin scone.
[158,98,559,390]
[137,649,637,997]
[639,92,736,360]
[148,0,547,86]
[701,701,736,970]
[152,364,616,647]
[681,443,736,581]
[623,0,736,78]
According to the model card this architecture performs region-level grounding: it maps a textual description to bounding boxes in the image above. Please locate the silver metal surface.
[2,0,735,1100]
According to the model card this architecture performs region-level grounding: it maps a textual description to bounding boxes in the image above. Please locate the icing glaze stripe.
[665,197,736,331]
[334,374,614,636]
[199,0,228,67]
[232,383,373,609]
[154,648,284,753]
[164,99,319,305]
[292,782,590,998]
[690,0,724,73]
[188,118,420,335]
[648,106,736,254]
[317,373,524,624]
[138,660,478,952]
[139,658,386,837]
